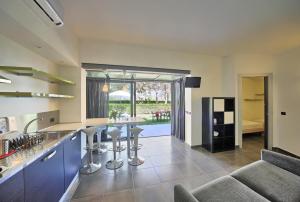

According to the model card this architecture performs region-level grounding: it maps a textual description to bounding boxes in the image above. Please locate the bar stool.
[130,126,142,151]
[130,137,142,150]
[93,126,107,154]
[106,128,124,170]
[80,127,101,174]
[128,127,144,166]
[115,124,126,152]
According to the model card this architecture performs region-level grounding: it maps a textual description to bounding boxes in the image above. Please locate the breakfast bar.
[0,117,144,202]
[40,117,145,156]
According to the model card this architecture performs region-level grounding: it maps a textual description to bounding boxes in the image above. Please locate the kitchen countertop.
[39,117,145,132]
[0,131,74,184]
[39,122,85,133]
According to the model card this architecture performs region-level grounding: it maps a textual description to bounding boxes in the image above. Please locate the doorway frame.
[237,73,274,149]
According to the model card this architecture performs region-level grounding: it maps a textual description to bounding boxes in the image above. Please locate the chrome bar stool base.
[80,127,102,175]
[106,159,124,170]
[115,125,126,151]
[93,126,108,154]
[93,143,108,153]
[99,145,108,153]
[108,145,126,152]
[116,145,126,152]
[80,163,102,174]
[128,127,144,167]
[130,144,142,151]
[109,139,126,152]
[106,128,124,170]
[128,157,144,166]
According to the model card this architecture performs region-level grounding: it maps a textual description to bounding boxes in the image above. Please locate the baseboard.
[191,145,201,148]
[272,147,300,159]
[59,172,80,202]
[191,145,240,149]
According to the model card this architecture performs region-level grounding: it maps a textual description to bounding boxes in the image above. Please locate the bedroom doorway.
[241,76,269,151]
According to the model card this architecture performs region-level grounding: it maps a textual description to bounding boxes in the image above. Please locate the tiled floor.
[72,135,264,202]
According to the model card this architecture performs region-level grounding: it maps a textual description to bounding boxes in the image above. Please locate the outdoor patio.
[116,123,171,138]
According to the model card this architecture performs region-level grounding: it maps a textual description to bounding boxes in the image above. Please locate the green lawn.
[109,102,171,114]
[108,102,171,125]
[141,118,171,125]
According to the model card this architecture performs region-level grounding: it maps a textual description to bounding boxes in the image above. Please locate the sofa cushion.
[261,149,300,177]
[231,160,300,202]
[174,184,199,202]
[191,176,269,202]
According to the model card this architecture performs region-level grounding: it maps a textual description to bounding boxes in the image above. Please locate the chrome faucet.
[23,118,43,134]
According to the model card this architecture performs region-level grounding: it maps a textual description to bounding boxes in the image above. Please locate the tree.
[136,82,170,103]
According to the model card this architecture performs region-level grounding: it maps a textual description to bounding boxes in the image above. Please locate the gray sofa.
[174,150,300,202]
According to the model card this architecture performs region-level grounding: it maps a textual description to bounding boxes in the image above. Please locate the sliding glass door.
[106,81,172,138]
[86,74,177,140]
[108,81,134,137]
[135,81,171,137]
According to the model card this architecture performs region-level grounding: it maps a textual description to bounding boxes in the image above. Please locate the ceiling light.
[102,83,109,92]
[102,78,109,92]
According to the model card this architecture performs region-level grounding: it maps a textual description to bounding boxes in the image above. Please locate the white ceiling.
[60,0,300,56]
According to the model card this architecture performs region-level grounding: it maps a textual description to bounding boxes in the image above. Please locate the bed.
[242,119,264,134]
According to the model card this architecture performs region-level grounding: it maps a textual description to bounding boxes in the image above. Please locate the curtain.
[171,78,185,141]
[86,78,110,141]
[86,78,109,118]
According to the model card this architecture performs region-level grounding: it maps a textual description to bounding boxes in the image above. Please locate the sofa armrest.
[261,149,300,176]
[174,184,199,202]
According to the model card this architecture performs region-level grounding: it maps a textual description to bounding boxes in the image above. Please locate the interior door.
[264,76,269,149]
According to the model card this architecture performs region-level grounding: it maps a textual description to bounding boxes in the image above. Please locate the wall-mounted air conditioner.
[25,0,64,27]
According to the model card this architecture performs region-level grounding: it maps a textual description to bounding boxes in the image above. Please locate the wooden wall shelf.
[0,66,75,85]
[0,92,74,98]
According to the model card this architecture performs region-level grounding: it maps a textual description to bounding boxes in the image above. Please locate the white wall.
[221,54,277,148]
[222,54,276,97]
[276,47,300,156]
[58,66,86,123]
[80,40,223,146]
[0,34,59,126]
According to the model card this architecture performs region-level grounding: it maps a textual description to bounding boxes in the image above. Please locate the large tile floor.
[72,135,264,202]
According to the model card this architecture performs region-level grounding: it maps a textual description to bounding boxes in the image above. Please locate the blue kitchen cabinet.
[0,170,24,202]
[24,143,64,202]
[63,132,81,190]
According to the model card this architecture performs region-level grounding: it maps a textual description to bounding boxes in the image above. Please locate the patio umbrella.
[109,90,130,100]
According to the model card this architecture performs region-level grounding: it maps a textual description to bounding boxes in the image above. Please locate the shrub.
[108,103,171,114]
